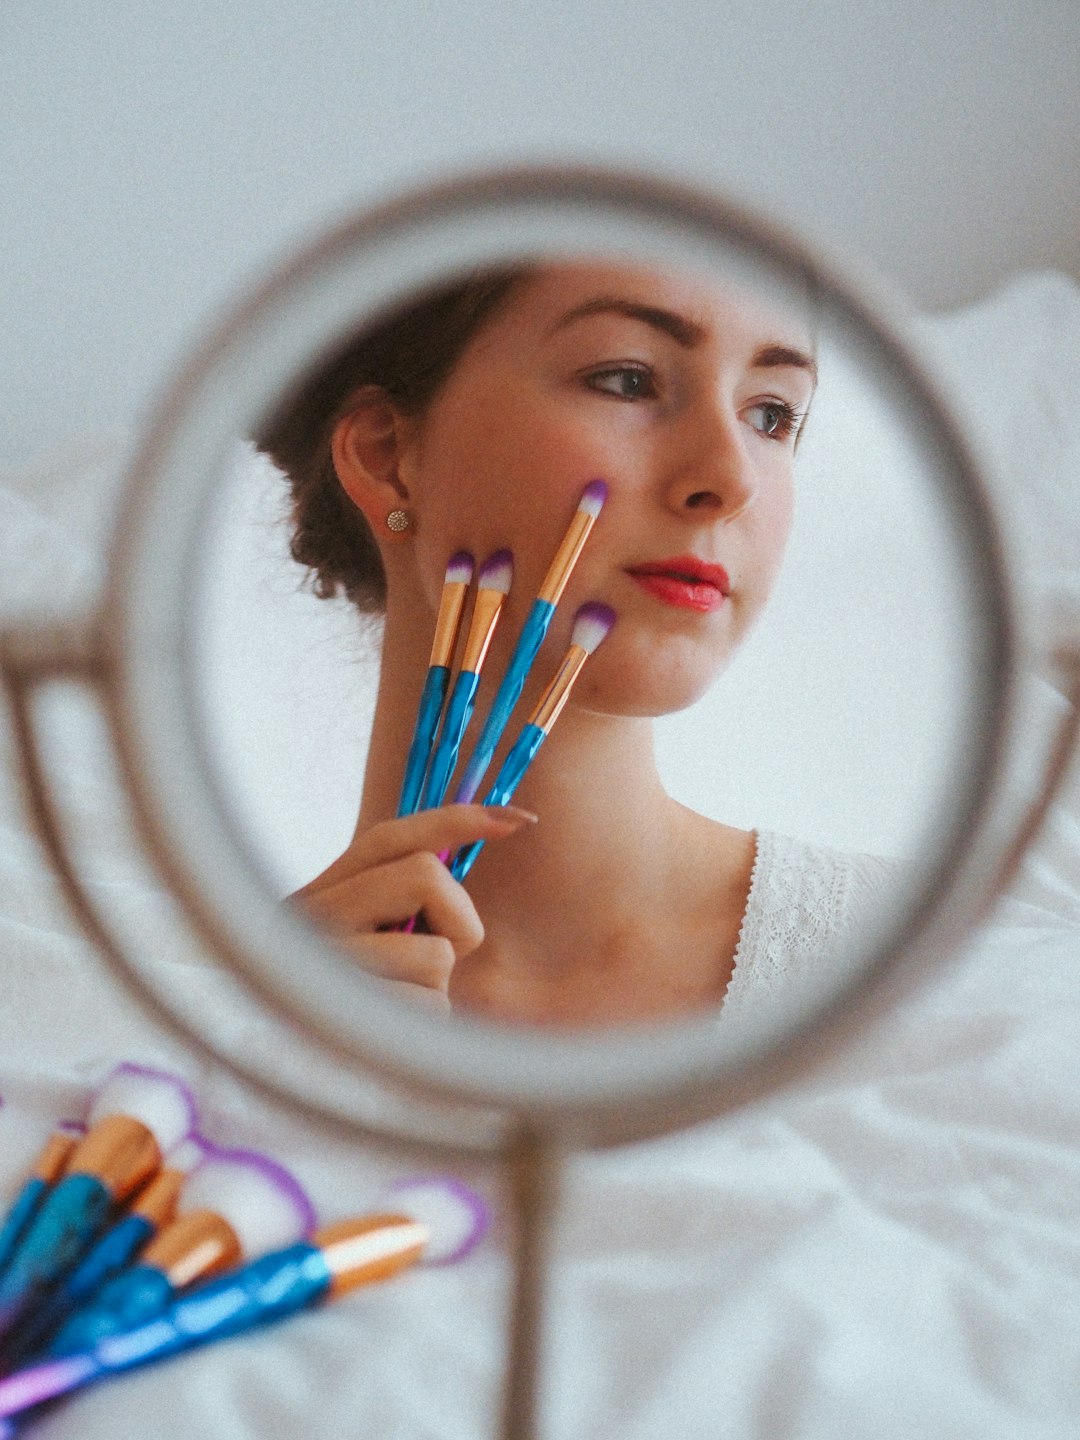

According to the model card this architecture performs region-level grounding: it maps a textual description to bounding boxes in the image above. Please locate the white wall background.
[2,2,1078,471]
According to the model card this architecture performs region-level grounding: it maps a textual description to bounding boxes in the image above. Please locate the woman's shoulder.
[721,829,901,1024]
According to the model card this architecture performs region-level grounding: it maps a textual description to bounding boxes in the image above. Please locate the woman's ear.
[330,387,415,528]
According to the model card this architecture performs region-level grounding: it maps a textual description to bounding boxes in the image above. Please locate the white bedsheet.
[0,273,1078,1437]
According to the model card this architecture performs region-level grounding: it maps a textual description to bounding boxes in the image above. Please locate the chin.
[577,645,732,719]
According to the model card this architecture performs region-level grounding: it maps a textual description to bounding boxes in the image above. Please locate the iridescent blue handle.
[0,1174,111,1346]
[454,600,554,803]
[451,724,546,880]
[91,1243,332,1372]
[48,1263,174,1357]
[9,1212,155,1363]
[398,665,450,817]
[0,1180,48,1281]
[421,670,480,809]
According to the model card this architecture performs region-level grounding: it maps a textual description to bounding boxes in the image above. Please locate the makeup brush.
[0,1178,489,1419]
[451,601,616,882]
[0,1065,196,1348]
[454,480,608,805]
[41,1146,315,1359]
[2,1138,204,1365]
[419,548,513,809]
[397,550,475,817]
[0,1124,83,1283]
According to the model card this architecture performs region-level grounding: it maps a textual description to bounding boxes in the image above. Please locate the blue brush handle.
[421,670,480,809]
[90,1243,331,1374]
[48,1263,175,1357]
[0,1174,111,1346]
[451,723,547,881]
[454,600,554,804]
[397,665,450,817]
[0,1181,49,1282]
[0,1246,333,1419]
[7,1212,155,1364]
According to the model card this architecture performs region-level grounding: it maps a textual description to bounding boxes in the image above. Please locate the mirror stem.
[500,1125,562,1440]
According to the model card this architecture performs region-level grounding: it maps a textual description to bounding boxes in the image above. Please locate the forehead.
[486,259,815,356]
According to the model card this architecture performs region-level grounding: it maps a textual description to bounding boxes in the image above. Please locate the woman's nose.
[664,405,757,520]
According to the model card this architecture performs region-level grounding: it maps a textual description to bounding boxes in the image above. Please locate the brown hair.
[254,268,525,612]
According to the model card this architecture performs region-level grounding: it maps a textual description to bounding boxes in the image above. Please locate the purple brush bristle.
[570,601,617,653]
[384,1175,491,1265]
[87,1063,199,1155]
[445,550,474,585]
[191,1139,318,1239]
[579,478,608,515]
[477,548,514,592]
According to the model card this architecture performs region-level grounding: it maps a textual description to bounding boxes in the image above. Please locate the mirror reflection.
[192,253,975,1032]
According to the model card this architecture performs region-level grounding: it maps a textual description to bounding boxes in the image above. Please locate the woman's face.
[392,261,816,717]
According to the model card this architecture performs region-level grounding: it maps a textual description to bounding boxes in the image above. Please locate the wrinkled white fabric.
[0,273,1077,1438]
[723,830,897,1026]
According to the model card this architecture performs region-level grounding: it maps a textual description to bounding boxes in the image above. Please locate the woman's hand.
[289,804,536,1010]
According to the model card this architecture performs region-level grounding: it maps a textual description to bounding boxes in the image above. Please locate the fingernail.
[485,805,538,825]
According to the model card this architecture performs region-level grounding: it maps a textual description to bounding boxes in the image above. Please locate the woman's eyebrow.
[547,299,817,384]
[752,344,818,386]
[547,297,706,347]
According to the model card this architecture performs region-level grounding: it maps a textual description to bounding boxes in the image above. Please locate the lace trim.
[721,830,897,1025]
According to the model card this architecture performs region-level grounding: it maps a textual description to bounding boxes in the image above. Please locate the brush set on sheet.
[0,1064,488,1427]
[398,479,615,888]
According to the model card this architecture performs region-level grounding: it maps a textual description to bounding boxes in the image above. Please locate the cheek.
[410,395,618,591]
[749,470,795,586]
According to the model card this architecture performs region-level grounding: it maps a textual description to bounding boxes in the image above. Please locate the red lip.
[625,555,730,613]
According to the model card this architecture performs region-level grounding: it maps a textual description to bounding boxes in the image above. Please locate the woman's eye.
[746,400,801,441]
[584,365,657,400]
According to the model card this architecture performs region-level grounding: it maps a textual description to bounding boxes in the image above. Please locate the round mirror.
[78,168,1018,1147]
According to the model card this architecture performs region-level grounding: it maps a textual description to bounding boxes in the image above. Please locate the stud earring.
[385,509,411,533]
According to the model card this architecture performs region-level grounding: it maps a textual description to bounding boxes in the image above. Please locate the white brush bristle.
[384,1177,489,1264]
[88,1068,194,1153]
[477,549,514,594]
[570,602,617,654]
[167,1138,206,1174]
[182,1155,311,1256]
[578,479,608,517]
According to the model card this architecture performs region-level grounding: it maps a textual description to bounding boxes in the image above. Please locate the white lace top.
[720,829,897,1026]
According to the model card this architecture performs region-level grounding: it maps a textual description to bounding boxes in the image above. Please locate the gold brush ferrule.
[142,1210,243,1288]
[538,508,598,605]
[530,645,588,732]
[67,1115,161,1201]
[130,1168,186,1228]
[429,580,470,669]
[32,1132,78,1184]
[460,587,506,674]
[314,1213,429,1298]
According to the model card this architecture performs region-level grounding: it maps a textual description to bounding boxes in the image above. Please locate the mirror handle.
[500,1127,563,1440]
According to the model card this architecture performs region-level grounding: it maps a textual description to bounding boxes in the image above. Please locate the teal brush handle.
[451,723,546,881]
[0,1174,111,1348]
[454,599,554,803]
[0,1244,334,1419]
[0,1181,50,1282]
[421,670,480,809]
[47,1262,176,1357]
[397,665,450,817]
[7,1211,156,1364]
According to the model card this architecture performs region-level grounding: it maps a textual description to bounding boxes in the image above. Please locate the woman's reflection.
[256,261,891,1026]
